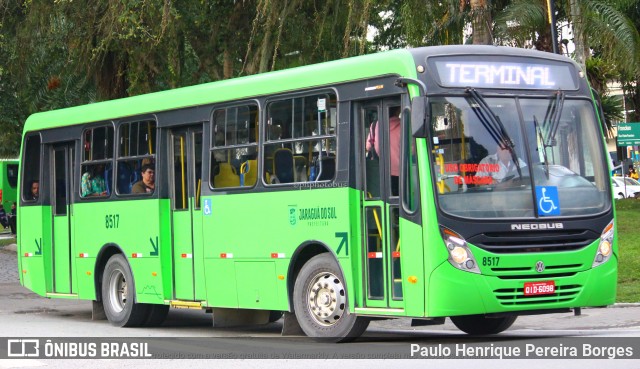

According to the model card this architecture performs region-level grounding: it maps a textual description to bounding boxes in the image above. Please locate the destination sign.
[430,57,578,90]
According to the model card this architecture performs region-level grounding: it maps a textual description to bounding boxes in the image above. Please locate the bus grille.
[494,284,582,306]
[468,230,597,254]
[490,263,583,279]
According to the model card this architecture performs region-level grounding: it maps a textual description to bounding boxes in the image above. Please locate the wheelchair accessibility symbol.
[535,186,560,216]
[203,199,212,216]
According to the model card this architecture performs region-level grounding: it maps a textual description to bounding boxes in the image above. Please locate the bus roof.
[23,45,580,134]
[23,48,416,133]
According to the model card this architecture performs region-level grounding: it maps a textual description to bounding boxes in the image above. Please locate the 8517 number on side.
[105,214,120,229]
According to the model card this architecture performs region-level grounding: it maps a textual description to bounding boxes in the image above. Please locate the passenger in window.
[29,180,39,200]
[132,164,155,194]
[81,164,107,197]
[366,106,401,195]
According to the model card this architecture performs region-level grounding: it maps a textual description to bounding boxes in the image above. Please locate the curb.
[611,302,640,308]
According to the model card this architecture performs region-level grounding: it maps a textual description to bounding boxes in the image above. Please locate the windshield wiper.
[466,88,522,180]
[543,90,565,147]
[534,116,550,179]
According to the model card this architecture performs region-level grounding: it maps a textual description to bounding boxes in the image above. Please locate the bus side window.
[210,104,259,189]
[22,135,42,202]
[117,120,156,195]
[80,125,114,198]
[263,94,337,185]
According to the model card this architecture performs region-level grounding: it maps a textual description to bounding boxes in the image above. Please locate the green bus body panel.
[22,50,415,133]
[201,187,360,311]
[204,259,238,307]
[0,159,18,210]
[75,257,97,300]
[72,200,168,304]
[427,240,618,317]
[235,262,279,309]
[18,206,52,295]
[52,215,72,293]
[397,218,425,317]
[173,209,194,300]
[191,200,206,301]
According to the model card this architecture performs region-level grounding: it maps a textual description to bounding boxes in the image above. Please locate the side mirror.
[411,96,428,137]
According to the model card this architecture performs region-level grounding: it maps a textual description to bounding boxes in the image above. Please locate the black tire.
[144,304,170,326]
[450,315,517,335]
[101,254,150,327]
[293,253,369,342]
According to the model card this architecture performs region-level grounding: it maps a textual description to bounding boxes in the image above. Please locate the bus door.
[169,125,204,301]
[359,98,403,309]
[50,142,75,294]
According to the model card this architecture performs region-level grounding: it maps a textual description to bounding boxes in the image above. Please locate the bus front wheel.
[450,315,517,335]
[102,254,150,327]
[293,253,369,342]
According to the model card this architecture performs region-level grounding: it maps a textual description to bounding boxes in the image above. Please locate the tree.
[470,0,493,45]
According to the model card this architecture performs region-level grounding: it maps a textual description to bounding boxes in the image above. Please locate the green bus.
[17,46,616,341]
[0,158,19,213]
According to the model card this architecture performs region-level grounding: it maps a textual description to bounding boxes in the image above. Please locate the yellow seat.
[214,163,240,188]
[240,160,258,187]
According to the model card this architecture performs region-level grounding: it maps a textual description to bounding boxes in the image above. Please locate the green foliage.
[1,0,640,158]
[579,0,640,77]
[0,236,16,248]
[600,94,625,136]
[494,0,547,48]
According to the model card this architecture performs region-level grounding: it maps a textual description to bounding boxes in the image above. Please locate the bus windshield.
[429,95,610,219]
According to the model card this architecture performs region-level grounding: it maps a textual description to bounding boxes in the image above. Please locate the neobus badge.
[511,223,564,231]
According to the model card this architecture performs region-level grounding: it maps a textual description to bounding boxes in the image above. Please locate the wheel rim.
[108,269,127,313]
[306,271,346,326]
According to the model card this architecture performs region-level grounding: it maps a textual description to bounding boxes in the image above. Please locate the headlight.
[593,220,614,268]
[441,227,480,274]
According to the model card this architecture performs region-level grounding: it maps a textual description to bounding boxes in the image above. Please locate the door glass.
[389,207,402,299]
[387,106,401,197]
[53,149,67,215]
[363,107,380,199]
[173,133,188,210]
[193,131,203,209]
[365,207,384,299]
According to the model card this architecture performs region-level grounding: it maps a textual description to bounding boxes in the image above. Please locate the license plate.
[523,281,555,296]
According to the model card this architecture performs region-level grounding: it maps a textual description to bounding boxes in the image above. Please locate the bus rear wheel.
[102,254,150,327]
[293,253,369,342]
[450,315,517,335]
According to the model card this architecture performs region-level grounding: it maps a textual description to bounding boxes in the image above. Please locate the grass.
[0,236,16,248]
[615,199,640,302]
